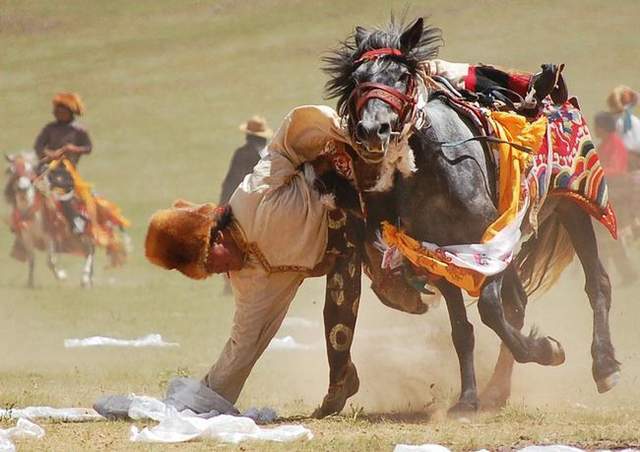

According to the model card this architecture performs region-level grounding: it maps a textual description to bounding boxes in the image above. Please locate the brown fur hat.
[52,92,85,115]
[145,200,222,280]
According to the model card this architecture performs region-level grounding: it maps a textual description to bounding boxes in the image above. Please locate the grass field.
[2,1,640,450]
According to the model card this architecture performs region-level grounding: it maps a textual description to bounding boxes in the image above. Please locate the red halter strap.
[353,78,416,123]
[355,47,403,63]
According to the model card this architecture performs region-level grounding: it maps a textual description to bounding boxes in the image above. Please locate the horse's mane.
[323,15,443,115]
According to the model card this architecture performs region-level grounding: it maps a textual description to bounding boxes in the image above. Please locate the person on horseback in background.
[34,92,92,234]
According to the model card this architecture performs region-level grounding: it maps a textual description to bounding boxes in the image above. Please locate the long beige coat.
[205,105,350,403]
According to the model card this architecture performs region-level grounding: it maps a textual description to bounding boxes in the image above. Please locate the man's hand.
[42,148,64,163]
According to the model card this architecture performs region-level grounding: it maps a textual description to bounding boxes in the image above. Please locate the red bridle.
[350,48,417,130]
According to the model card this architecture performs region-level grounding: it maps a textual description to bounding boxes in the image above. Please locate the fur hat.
[145,200,222,280]
[52,92,85,115]
[239,115,273,139]
[607,85,638,114]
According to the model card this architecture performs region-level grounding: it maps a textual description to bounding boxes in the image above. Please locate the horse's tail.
[515,214,575,297]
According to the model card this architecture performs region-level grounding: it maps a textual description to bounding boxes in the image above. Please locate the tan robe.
[204,105,350,403]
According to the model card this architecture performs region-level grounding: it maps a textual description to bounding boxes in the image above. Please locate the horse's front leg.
[477,274,565,367]
[437,280,479,414]
[480,265,527,409]
[312,209,362,419]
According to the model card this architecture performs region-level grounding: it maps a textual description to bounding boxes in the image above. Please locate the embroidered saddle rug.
[381,96,617,296]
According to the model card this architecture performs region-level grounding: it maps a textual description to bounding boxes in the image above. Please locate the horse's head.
[324,17,442,163]
[5,152,38,208]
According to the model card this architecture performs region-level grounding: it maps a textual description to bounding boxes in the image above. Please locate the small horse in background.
[4,152,95,287]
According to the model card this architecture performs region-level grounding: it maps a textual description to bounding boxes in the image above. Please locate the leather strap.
[356,48,403,63]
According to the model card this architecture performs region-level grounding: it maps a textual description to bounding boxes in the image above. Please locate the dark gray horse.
[322,17,620,414]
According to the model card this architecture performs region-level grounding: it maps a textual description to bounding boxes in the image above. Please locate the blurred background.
[1,0,639,420]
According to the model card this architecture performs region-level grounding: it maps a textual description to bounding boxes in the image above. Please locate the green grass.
[2,1,640,450]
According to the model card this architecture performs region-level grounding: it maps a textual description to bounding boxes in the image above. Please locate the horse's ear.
[4,153,14,163]
[399,18,423,53]
[354,26,368,47]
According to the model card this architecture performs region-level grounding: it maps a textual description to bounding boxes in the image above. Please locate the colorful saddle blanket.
[381,96,617,296]
[529,99,616,237]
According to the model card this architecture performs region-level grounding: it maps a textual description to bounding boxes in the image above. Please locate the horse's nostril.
[378,122,391,137]
[355,123,368,141]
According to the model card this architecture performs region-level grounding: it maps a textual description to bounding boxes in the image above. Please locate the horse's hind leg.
[480,264,527,409]
[477,273,565,367]
[312,209,362,419]
[558,201,621,392]
[46,242,67,281]
[436,281,479,414]
[27,254,35,288]
[81,243,95,288]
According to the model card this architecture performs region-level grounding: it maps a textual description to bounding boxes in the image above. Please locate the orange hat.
[239,115,273,139]
[145,200,223,280]
[607,85,638,114]
[52,92,85,115]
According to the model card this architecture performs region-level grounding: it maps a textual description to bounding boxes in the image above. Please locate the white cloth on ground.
[64,334,178,348]
[0,418,45,452]
[128,397,312,444]
[0,406,103,422]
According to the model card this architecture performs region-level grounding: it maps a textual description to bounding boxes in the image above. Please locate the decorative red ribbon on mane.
[355,47,403,63]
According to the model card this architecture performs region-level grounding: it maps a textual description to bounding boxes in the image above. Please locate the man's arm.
[33,125,50,160]
[62,128,93,157]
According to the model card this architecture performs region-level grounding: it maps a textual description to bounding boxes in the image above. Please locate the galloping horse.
[4,152,98,287]
[318,17,620,415]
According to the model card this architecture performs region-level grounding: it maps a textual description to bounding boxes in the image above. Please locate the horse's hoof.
[540,336,565,366]
[596,370,621,394]
[311,363,359,419]
[56,270,68,281]
[81,278,93,288]
[447,399,479,418]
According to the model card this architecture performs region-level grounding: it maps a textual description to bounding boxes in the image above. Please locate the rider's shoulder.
[287,104,339,118]
[283,105,341,130]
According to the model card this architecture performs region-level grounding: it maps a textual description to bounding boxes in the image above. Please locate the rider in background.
[34,92,92,234]
[593,111,637,285]
[608,86,640,170]
[594,111,629,177]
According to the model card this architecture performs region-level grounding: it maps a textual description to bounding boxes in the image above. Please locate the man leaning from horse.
[144,17,618,418]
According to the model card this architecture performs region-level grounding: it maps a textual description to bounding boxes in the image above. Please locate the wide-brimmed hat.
[239,115,272,139]
[52,92,85,115]
[607,85,638,114]
[145,200,222,280]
